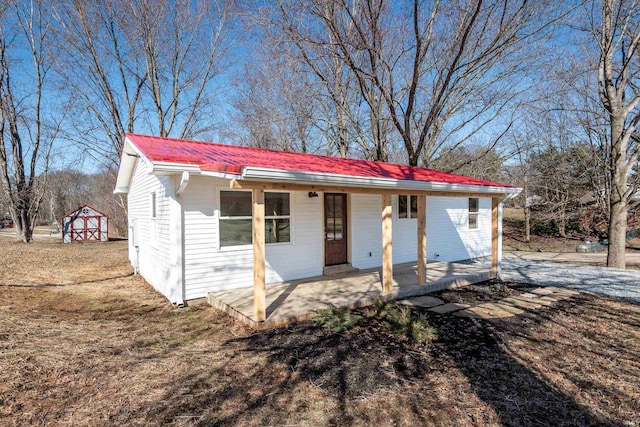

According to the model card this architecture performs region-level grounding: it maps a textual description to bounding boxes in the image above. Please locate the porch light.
[308,192,319,198]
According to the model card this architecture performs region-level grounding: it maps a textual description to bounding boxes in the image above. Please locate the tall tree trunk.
[524,206,530,243]
[607,118,628,268]
[595,0,640,268]
[337,100,348,158]
[523,180,531,242]
[607,193,627,268]
[558,208,566,238]
[12,205,33,243]
[558,195,567,238]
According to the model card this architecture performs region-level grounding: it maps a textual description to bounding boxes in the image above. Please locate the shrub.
[314,304,362,332]
[371,297,396,316]
[408,313,437,343]
[385,304,413,335]
[379,303,437,343]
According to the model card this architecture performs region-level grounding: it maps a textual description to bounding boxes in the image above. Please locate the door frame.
[323,192,349,266]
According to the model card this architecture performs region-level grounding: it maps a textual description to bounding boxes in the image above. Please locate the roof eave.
[241,166,521,196]
[114,138,147,194]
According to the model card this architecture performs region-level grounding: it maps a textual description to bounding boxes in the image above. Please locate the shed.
[62,204,108,243]
[115,133,521,323]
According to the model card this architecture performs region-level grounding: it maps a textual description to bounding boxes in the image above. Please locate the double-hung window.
[265,192,291,244]
[398,195,418,219]
[219,191,253,247]
[219,191,291,247]
[468,197,479,229]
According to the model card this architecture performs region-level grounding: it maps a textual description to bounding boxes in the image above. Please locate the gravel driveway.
[499,258,640,303]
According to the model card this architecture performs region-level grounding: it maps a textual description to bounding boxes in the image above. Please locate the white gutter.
[200,170,246,181]
[152,162,201,175]
[241,166,521,195]
[151,162,242,181]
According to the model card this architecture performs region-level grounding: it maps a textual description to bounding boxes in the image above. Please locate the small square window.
[469,198,479,229]
[410,196,417,218]
[399,195,408,219]
[399,195,418,219]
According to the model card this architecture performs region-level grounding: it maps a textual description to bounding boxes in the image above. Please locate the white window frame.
[264,192,292,246]
[218,190,252,250]
[468,197,479,230]
[217,189,293,251]
[398,195,418,219]
[150,192,158,241]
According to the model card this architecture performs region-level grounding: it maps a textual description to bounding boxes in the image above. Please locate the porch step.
[323,263,359,276]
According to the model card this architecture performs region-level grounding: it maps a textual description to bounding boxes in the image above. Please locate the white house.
[115,133,520,321]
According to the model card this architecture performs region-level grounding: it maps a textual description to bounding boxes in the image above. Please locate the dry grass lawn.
[1,237,639,426]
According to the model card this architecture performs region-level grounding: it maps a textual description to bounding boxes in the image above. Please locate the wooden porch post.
[382,194,393,293]
[417,195,427,285]
[491,197,499,275]
[253,188,266,322]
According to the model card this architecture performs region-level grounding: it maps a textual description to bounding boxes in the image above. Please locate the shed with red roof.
[115,133,520,322]
[62,204,108,243]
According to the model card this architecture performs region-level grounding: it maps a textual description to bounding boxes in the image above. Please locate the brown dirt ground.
[437,280,537,306]
[1,237,639,426]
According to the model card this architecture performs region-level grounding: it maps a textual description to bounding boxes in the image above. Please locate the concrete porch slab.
[207,260,494,328]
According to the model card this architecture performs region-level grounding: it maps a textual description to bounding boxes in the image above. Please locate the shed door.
[85,217,100,241]
[324,193,348,266]
[70,216,101,241]
[71,217,85,241]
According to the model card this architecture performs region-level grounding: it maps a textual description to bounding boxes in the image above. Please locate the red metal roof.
[126,133,514,188]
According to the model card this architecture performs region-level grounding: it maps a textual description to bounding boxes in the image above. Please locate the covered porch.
[231,179,505,326]
[208,259,494,328]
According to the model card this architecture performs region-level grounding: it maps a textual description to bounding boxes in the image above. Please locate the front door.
[324,193,348,266]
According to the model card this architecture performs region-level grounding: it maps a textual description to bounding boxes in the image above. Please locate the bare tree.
[592,0,640,268]
[311,0,568,166]
[231,45,319,153]
[0,0,59,242]
[256,0,372,158]
[55,0,146,167]
[128,0,233,139]
[430,145,504,182]
[56,0,235,166]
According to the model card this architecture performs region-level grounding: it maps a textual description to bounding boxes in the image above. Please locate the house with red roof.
[115,133,520,323]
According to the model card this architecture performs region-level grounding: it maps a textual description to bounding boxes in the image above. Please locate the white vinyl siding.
[427,197,492,262]
[127,160,176,301]
[182,177,323,299]
[350,195,492,269]
[350,194,383,269]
